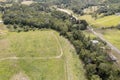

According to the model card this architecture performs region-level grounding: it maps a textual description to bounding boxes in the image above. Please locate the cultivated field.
[80,15,120,28]
[0,29,87,80]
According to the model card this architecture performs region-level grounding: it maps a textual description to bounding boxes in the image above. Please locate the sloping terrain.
[0,30,87,80]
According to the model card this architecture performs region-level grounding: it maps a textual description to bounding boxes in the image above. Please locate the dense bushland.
[2,3,120,80]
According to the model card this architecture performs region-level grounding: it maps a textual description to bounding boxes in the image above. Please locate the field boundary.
[0,32,64,62]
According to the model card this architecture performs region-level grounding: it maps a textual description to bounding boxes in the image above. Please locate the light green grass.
[19,59,65,80]
[83,30,96,39]
[80,15,120,28]
[7,30,60,57]
[57,32,87,80]
[80,15,95,23]
[102,29,120,65]
[0,60,20,80]
[0,59,65,80]
[0,30,65,80]
[0,30,87,80]
[103,29,120,49]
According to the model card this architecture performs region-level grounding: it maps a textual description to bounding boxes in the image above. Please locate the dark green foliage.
[3,3,120,80]
[51,10,69,20]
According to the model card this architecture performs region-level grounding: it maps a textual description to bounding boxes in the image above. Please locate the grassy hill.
[0,29,87,80]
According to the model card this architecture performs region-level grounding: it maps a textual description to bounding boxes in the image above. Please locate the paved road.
[88,26,120,54]
[57,8,120,54]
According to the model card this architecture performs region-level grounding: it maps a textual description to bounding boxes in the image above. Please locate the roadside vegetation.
[1,2,120,80]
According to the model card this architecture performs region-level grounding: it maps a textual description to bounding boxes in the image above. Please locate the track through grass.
[0,30,87,80]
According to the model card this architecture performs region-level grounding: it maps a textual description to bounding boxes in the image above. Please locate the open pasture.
[0,30,87,80]
[80,15,120,28]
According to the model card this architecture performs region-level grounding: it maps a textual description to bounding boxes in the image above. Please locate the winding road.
[57,8,120,54]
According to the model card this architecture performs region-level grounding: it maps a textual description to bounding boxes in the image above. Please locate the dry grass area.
[21,1,35,5]
[0,0,6,2]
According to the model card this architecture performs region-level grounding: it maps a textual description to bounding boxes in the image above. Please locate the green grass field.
[0,59,65,80]
[80,15,120,28]
[8,31,60,57]
[102,29,120,49]
[0,30,60,58]
[0,30,87,80]
[83,30,96,39]
[100,29,120,65]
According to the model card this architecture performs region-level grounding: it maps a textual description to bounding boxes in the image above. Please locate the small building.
[90,40,99,44]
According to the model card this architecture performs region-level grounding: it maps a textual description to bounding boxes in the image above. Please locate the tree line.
[2,3,120,80]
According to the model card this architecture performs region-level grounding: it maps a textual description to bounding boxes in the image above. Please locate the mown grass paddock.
[102,29,120,50]
[0,30,87,80]
[80,15,120,28]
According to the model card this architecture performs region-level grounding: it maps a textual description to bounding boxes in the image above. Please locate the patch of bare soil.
[10,72,30,80]
[21,1,34,5]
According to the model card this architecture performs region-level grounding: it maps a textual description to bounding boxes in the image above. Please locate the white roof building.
[91,40,99,44]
